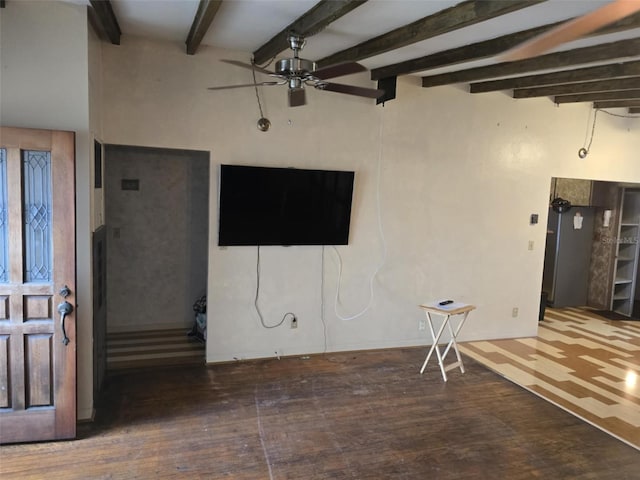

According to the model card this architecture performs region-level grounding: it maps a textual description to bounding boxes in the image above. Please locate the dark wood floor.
[2,348,639,479]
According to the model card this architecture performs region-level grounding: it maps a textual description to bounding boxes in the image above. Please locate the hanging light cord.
[251,63,265,119]
[250,55,276,120]
[583,109,599,155]
[580,108,639,158]
[599,109,640,119]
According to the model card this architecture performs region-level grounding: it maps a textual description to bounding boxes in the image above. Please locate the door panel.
[0,127,76,444]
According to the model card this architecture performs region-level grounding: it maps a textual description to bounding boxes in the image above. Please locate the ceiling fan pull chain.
[251,60,271,132]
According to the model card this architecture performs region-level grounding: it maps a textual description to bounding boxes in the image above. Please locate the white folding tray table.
[418,302,476,381]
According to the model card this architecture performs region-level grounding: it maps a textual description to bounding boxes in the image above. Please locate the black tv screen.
[218,165,355,246]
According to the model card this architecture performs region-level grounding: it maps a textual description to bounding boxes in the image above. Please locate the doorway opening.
[103,145,210,370]
[542,177,640,321]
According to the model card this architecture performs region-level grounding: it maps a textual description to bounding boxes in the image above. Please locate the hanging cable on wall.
[320,246,328,353]
[330,107,388,321]
[255,246,296,329]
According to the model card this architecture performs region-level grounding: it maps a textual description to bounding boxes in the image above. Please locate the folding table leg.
[419,312,451,381]
[440,311,469,375]
[452,311,469,373]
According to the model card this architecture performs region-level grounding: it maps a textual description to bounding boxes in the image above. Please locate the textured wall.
[99,36,640,362]
[105,146,209,332]
[551,178,592,205]
[587,182,621,309]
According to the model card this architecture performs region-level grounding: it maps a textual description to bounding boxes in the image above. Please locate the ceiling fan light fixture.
[288,86,306,107]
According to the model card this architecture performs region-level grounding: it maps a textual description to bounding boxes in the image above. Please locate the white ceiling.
[102,0,638,77]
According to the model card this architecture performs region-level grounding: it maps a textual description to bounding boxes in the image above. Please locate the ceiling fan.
[501,0,640,61]
[208,33,384,107]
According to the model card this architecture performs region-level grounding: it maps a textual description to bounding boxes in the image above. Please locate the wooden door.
[0,127,76,443]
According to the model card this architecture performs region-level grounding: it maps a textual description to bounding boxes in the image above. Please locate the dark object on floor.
[592,310,638,321]
[188,295,207,342]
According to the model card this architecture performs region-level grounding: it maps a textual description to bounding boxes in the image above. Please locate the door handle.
[57,301,73,346]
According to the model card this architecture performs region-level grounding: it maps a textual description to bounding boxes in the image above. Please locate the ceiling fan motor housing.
[275,58,317,78]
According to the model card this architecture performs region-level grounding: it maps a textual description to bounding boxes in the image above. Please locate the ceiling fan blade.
[501,0,640,61]
[317,82,384,99]
[207,81,280,91]
[313,62,367,80]
[288,87,306,107]
[220,59,277,76]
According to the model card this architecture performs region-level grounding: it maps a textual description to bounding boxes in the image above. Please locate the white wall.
[0,0,94,420]
[100,35,640,363]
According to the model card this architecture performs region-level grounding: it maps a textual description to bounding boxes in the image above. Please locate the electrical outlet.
[418,319,426,331]
[512,307,519,318]
[291,316,298,329]
[528,240,534,251]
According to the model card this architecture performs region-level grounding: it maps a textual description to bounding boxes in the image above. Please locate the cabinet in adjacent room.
[610,189,640,316]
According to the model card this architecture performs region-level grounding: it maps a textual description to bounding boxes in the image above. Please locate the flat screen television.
[218,164,355,246]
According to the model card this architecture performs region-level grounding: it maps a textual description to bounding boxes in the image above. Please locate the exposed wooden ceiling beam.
[471,61,640,93]
[423,37,640,88]
[555,89,640,104]
[317,0,545,68]
[630,108,640,113]
[89,0,121,45]
[513,77,640,98]
[371,23,557,81]
[371,11,640,81]
[186,0,223,55]
[594,100,640,109]
[88,5,109,42]
[253,0,368,65]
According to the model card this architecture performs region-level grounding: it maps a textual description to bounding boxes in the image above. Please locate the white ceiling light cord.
[332,107,387,321]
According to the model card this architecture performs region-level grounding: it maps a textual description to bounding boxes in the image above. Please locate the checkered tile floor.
[460,307,640,450]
